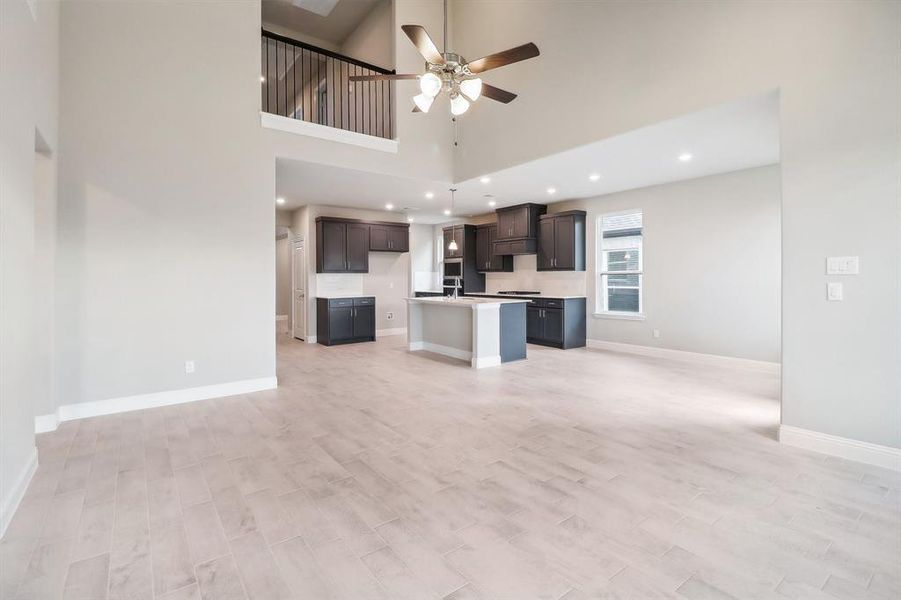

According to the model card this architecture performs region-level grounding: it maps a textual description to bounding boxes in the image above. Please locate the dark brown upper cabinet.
[493,203,547,255]
[369,223,409,252]
[537,210,586,271]
[316,217,409,273]
[475,224,513,272]
[443,225,465,260]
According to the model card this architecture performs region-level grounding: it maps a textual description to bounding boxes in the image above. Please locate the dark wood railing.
[261,29,395,139]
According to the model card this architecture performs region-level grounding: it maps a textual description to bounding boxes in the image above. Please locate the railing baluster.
[261,29,393,139]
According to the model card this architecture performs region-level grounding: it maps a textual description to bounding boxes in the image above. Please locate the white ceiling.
[276,91,780,224]
[262,0,381,46]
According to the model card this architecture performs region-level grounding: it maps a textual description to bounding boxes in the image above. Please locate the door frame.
[292,236,307,340]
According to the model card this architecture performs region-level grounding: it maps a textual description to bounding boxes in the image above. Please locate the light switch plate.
[826,256,859,275]
[185,360,195,374]
[827,282,843,301]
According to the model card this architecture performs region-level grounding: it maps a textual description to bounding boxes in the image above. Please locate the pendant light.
[446,188,458,252]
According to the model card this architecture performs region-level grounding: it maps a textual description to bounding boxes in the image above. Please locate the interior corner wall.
[56,1,275,407]
[340,0,394,70]
[1,0,59,535]
[452,1,901,449]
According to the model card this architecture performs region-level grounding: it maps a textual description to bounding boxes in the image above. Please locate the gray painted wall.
[454,1,900,448]
[56,1,276,406]
[1,0,59,532]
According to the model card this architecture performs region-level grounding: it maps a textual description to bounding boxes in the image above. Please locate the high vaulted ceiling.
[262,0,382,46]
[276,91,780,224]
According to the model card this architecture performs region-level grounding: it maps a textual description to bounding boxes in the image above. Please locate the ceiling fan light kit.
[348,0,538,118]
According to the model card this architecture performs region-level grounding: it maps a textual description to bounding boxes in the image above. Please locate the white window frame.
[595,210,645,320]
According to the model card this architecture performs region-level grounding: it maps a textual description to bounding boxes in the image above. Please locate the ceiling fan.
[348,0,539,116]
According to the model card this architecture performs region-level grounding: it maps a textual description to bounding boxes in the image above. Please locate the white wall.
[490,166,780,363]
[341,0,393,69]
[0,0,59,535]
[453,1,900,449]
[56,2,275,407]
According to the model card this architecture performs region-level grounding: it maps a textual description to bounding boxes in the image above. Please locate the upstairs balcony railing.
[261,29,395,140]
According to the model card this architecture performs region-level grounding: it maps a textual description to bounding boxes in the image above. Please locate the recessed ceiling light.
[260,76,266,83]
[678,153,693,162]
[443,209,451,216]
[407,216,414,222]
[589,173,601,182]
[425,191,434,199]
[488,200,497,207]
[480,176,491,184]
[276,197,285,205]
[547,187,557,195]
[385,203,394,210]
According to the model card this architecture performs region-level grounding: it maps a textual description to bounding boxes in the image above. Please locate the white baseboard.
[306,335,317,344]
[780,425,901,471]
[1,447,38,539]
[586,339,780,374]
[376,327,406,337]
[472,355,502,369]
[409,341,472,362]
[34,376,277,434]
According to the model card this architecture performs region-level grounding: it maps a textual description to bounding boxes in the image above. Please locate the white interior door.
[292,239,306,340]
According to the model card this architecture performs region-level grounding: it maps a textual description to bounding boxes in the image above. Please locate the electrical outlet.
[185,360,195,374]
[652,329,660,339]
[387,312,394,320]
[827,282,843,301]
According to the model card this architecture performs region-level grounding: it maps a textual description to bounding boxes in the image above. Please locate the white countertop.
[465,293,586,300]
[406,297,530,306]
[317,295,375,299]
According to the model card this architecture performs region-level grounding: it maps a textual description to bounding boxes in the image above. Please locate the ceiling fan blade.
[466,42,539,74]
[401,25,446,65]
[349,74,419,82]
[481,83,518,103]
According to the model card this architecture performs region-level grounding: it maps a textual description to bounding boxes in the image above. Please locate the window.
[597,211,643,317]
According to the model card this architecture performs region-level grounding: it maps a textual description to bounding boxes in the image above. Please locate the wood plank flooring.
[1,334,898,599]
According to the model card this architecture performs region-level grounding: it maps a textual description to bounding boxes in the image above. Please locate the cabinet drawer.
[544,299,564,309]
[354,297,375,306]
[328,298,354,308]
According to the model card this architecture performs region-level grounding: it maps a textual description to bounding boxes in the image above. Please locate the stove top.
[496,290,541,295]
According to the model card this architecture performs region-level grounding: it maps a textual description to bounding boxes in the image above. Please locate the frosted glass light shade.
[459,78,482,101]
[447,239,458,251]
[413,93,434,113]
[419,72,442,97]
[450,94,470,116]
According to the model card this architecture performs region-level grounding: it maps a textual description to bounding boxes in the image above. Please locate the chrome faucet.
[451,276,461,299]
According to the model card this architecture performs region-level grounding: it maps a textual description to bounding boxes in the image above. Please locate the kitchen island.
[406,297,529,368]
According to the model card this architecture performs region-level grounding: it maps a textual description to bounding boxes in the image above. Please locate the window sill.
[593,312,646,321]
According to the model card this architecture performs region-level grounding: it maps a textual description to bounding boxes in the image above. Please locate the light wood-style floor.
[2,334,899,599]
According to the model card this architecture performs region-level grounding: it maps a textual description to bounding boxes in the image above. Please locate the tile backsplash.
[484,255,588,296]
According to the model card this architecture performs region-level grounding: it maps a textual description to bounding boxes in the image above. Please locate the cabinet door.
[543,308,564,345]
[388,226,409,252]
[329,307,354,341]
[353,305,375,338]
[486,225,503,270]
[345,224,369,272]
[443,228,454,259]
[476,227,491,270]
[554,215,575,270]
[526,306,544,340]
[512,206,531,238]
[537,218,555,270]
[321,221,347,272]
[497,210,515,239]
[369,225,390,251]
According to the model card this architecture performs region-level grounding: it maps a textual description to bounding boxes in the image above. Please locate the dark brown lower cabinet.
[316,297,376,345]
[525,298,586,349]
